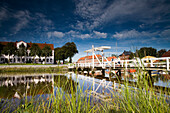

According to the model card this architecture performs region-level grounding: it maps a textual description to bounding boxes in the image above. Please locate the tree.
[2,42,17,63]
[42,45,52,64]
[137,47,157,58]
[111,54,118,58]
[63,42,78,63]
[0,43,4,56]
[129,52,135,59]
[30,43,42,63]
[16,43,27,63]
[55,47,66,64]
[157,49,166,57]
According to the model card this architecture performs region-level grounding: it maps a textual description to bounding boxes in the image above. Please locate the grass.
[0,66,67,74]
[0,63,55,65]
[0,69,169,112]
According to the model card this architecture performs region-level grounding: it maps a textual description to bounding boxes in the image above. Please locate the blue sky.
[0,0,170,61]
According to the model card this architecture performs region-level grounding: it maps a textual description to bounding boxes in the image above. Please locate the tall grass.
[6,75,96,113]
[0,70,169,112]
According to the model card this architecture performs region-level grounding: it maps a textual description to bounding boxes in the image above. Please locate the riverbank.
[0,64,68,68]
[0,66,68,74]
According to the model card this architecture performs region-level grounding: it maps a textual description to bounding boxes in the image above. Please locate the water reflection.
[0,73,169,112]
[0,75,53,99]
[0,74,78,99]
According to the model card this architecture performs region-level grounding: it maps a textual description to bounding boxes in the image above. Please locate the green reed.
[0,69,169,112]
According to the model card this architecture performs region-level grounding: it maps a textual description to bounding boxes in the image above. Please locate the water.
[0,73,169,111]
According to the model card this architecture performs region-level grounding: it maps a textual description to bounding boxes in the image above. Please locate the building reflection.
[0,74,77,99]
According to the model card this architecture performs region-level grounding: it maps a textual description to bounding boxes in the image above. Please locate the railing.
[68,57,170,71]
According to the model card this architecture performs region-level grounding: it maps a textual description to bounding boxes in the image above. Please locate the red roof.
[104,56,117,61]
[0,41,54,50]
[78,57,85,61]
[27,43,54,50]
[162,50,170,57]
[78,54,102,61]
[0,41,16,46]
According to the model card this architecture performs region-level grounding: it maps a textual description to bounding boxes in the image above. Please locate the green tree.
[138,47,157,58]
[0,43,4,56]
[30,43,42,63]
[2,43,17,63]
[2,42,17,63]
[111,54,118,58]
[55,47,66,64]
[42,45,52,64]
[63,42,78,63]
[129,52,135,59]
[16,43,27,63]
[157,49,166,57]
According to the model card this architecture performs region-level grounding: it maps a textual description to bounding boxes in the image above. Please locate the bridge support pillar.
[102,69,105,75]
[116,69,121,77]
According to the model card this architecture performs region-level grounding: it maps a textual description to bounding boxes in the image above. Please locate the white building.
[0,41,54,64]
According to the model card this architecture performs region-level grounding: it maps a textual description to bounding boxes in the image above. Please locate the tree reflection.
[0,74,78,99]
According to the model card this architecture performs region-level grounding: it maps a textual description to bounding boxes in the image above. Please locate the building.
[77,55,102,63]
[0,41,54,64]
[119,50,132,60]
[162,50,170,57]
[104,56,117,62]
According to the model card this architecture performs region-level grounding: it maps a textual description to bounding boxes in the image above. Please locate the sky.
[0,0,170,61]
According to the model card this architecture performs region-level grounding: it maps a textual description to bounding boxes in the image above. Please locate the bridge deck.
[69,57,170,72]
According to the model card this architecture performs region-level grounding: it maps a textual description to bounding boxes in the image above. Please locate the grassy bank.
[0,66,67,74]
[0,63,53,65]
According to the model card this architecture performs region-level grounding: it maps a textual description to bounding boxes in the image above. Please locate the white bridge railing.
[69,57,170,71]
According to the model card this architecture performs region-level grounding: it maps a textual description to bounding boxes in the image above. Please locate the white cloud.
[47,31,65,38]
[66,30,108,39]
[113,29,157,39]
[112,29,170,45]
[75,0,106,20]
[71,21,92,31]
[0,7,8,21]
[0,6,54,35]
[67,30,77,35]
[47,30,91,39]
[12,10,31,34]
[74,0,170,30]
[93,31,107,38]
[159,29,170,41]
[160,29,170,37]
[79,34,91,39]
[34,13,53,31]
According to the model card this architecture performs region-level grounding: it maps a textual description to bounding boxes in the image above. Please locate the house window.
[22,58,25,62]
[47,59,49,62]
[39,59,41,62]
[18,58,20,62]
[50,58,52,62]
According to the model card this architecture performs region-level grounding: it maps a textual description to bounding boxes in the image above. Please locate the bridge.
[68,45,170,76]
